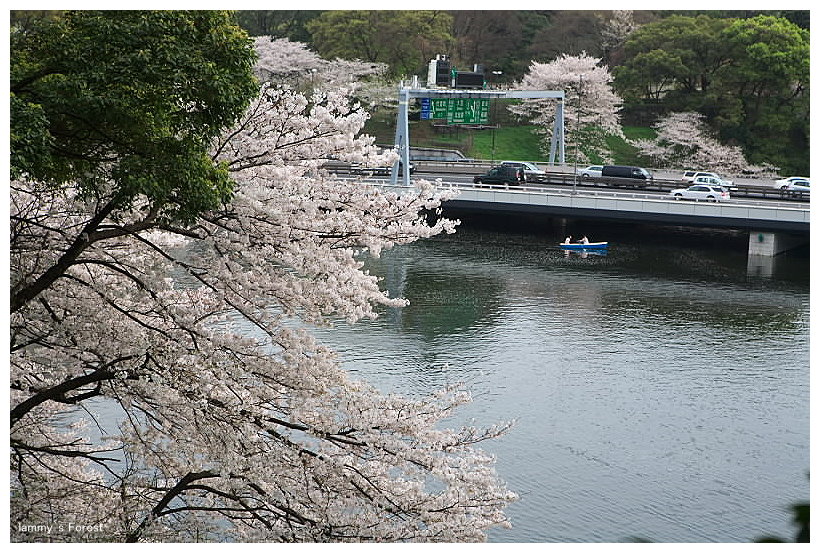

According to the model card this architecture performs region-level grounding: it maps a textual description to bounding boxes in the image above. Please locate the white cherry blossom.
[630,111,777,176]
[10,42,515,543]
[511,53,623,163]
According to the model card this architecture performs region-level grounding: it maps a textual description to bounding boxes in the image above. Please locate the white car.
[576,165,603,179]
[669,184,730,202]
[775,176,810,190]
[500,161,546,182]
[778,178,809,197]
[691,175,736,190]
[682,170,733,185]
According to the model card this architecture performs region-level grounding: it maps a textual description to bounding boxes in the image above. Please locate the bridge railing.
[327,160,808,203]
[406,162,808,203]
[359,178,808,211]
[438,181,809,209]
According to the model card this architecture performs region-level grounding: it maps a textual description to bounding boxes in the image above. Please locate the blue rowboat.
[559,241,608,251]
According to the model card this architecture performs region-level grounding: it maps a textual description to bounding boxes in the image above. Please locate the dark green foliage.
[615,15,737,109]
[719,15,809,174]
[10,94,53,180]
[234,10,320,42]
[614,13,809,174]
[306,11,454,77]
[527,11,606,62]
[448,11,552,80]
[10,11,259,223]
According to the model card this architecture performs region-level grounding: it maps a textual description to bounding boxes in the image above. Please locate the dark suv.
[473,165,525,186]
[600,165,652,188]
[601,165,651,180]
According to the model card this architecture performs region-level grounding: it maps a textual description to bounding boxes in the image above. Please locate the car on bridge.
[363,161,415,177]
[691,175,737,191]
[776,177,810,198]
[597,165,653,189]
[682,170,733,186]
[602,165,652,182]
[669,184,730,202]
[322,160,415,177]
[500,161,547,182]
[473,165,525,186]
[576,165,603,179]
[775,176,810,190]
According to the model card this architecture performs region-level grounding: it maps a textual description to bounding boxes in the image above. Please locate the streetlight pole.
[491,70,502,163]
[572,73,584,195]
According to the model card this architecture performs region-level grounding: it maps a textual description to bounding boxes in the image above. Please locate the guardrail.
[436,181,809,209]
[360,179,807,211]
[409,163,809,203]
[569,175,809,202]
[327,161,808,203]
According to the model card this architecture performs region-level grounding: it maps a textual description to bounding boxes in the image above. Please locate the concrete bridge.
[377,181,810,257]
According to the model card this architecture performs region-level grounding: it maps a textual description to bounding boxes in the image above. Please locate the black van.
[473,165,525,186]
[601,165,652,185]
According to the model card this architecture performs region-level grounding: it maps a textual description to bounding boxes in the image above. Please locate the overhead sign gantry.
[390,87,566,186]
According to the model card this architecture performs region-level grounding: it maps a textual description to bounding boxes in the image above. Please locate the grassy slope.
[603,126,657,166]
[363,116,657,166]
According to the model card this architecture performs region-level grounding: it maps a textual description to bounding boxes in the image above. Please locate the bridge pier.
[747,231,808,257]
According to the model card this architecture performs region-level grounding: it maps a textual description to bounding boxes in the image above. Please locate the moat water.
[311,222,810,542]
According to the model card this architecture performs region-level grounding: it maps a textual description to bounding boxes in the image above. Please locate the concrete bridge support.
[747,231,808,257]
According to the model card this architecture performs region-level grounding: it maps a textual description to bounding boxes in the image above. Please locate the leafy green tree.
[717,15,809,170]
[235,10,319,42]
[528,11,607,61]
[614,49,688,101]
[306,11,454,77]
[10,11,259,224]
[449,10,530,78]
[614,13,809,174]
[615,15,732,106]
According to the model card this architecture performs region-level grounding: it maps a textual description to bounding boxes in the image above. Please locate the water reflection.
[365,229,808,340]
[368,252,505,337]
[564,249,607,259]
[748,254,774,279]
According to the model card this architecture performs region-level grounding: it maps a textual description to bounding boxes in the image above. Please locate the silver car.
[775,176,810,190]
[576,165,603,179]
[669,185,730,202]
[682,170,733,185]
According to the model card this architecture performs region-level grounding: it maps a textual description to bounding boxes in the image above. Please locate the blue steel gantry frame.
[391,87,565,186]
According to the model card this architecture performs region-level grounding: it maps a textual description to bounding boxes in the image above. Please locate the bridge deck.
[378,182,810,233]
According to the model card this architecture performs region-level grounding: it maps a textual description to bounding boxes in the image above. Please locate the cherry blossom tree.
[510,53,623,164]
[10,16,516,543]
[630,111,777,176]
[253,36,397,113]
[253,36,387,87]
[600,10,638,62]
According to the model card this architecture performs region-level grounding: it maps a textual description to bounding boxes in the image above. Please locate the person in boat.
[563,236,572,244]
[580,236,589,244]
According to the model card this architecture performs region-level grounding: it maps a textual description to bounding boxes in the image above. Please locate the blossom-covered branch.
[629,111,777,176]
[11,23,514,543]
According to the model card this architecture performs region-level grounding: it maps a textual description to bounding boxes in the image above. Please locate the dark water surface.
[312,224,810,543]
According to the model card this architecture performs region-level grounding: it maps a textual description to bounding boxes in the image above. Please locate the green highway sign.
[429,98,449,119]
[422,98,490,124]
